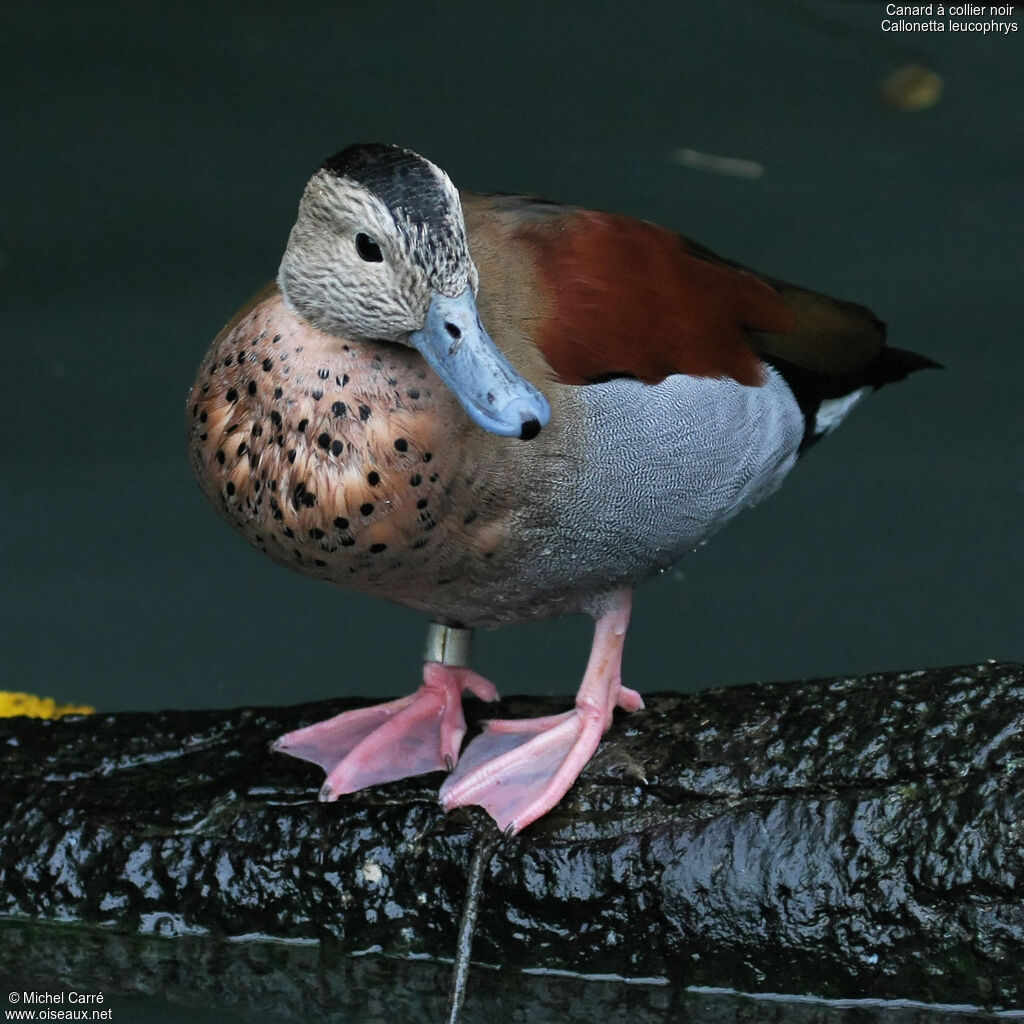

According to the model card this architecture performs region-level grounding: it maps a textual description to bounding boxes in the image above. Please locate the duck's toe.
[440,588,642,833]
[272,662,499,798]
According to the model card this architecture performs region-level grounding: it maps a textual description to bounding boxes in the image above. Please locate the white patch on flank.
[814,388,867,435]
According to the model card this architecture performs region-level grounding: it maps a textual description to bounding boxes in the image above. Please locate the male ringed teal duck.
[188,143,935,834]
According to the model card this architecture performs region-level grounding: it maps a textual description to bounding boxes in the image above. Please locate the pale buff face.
[277,151,479,345]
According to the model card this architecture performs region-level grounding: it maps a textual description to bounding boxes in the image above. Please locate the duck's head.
[278,143,550,441]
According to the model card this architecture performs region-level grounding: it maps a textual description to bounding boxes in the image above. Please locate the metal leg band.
[424,622,473,667]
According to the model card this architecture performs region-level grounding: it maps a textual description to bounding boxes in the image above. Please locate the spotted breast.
[188,143,936,835]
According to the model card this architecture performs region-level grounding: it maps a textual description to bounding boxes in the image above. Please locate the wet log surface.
[1,662,1022,1012]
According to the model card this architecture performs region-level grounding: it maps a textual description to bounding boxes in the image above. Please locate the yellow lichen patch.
[879,64,943,112]
[0,691,95,719]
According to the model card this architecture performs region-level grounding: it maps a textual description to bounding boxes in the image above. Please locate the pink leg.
[439,589,643,834]
[272,662,499,801]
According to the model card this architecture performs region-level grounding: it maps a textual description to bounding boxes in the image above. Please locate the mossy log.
[1,662,1022,1011]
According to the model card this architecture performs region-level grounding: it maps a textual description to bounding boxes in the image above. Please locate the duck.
[187,143,935,835]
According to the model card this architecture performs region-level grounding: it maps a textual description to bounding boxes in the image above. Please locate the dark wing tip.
[866,346,944,389]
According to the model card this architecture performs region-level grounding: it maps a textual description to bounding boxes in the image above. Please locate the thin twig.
[445,825,506,1024]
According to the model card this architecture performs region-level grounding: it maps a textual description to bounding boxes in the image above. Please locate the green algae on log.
[1,662,1022,1008]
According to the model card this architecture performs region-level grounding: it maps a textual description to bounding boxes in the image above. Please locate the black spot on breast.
[359,404,371,421]
[317,433,331,450]
[360,502,374,516]
[311,388,324,401]
[334,516,349,529]
[369,543,387,554]
[394,437,408,452]
[331,440,344,456]
[247,381,257,396]
[367,471,380,486]
[297,418,308,433]
[226,388,239,403]
[332,401,347,417]
[263,358,274,372]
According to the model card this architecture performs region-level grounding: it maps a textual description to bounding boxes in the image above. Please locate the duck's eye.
[355,233,384,263]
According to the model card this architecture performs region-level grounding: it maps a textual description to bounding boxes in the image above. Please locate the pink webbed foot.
[272,662,498,800]
[440,589,643,834]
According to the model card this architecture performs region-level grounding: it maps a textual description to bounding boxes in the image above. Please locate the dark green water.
[2,921,1021,1022]
[3,0,1021,1019]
